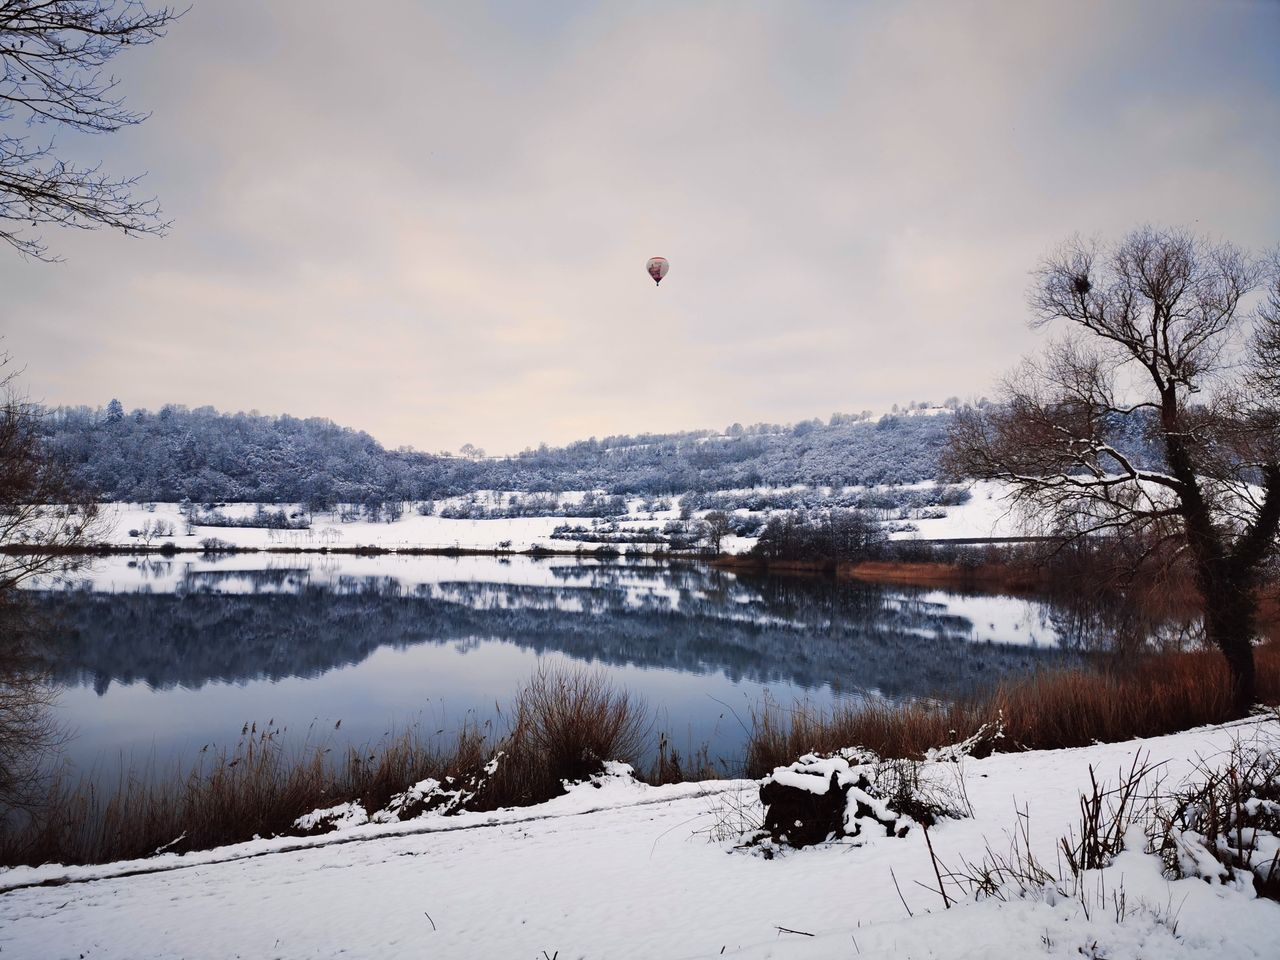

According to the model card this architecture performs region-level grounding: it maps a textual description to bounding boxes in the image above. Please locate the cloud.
[3,0,1277,452]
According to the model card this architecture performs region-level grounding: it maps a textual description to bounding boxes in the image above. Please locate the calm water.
[22,554,1085,779]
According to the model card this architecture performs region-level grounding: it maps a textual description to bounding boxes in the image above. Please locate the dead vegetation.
[5,646,1278,869]
[744,644,1280,778]
[0,665,650,867]
[1152,731,1280,899]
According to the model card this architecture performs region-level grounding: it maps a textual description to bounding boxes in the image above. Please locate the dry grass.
[7,648,1277,868]
[744,644,1280,778]
[1,722,482,867]
[0,666,650,868]
[473,667,651,809]
[649,732,719,785]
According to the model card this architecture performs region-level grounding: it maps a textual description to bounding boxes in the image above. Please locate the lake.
[19,554,1085,780]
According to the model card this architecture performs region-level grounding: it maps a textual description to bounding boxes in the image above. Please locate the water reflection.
[33,557,1075,700]
[14,554,1184,782]
[0,600,68,835]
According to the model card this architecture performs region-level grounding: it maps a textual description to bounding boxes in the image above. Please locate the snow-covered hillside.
[45,402,958,503]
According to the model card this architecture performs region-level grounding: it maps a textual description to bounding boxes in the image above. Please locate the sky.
[2,0,1278,454]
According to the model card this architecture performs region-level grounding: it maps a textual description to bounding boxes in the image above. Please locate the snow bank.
[2,720,1278,958]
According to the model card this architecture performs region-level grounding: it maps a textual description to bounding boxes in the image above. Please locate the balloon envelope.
[647,257,669,285]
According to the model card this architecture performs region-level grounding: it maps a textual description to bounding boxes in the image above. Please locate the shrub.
[750,509,886,564]
[193,506,308,530]
[1152,728,1280,899]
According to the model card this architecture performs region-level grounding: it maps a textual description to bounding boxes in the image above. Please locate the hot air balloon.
[647,256,669,286]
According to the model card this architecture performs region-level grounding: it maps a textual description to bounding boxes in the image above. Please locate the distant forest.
[42,399,1172,506]
[40,400,969,504]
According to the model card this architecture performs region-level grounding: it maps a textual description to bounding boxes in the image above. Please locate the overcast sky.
[3,1,1278,453]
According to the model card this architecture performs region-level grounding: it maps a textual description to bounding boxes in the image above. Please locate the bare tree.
[945,228,1280,714]
[135,517,171,547]
[0,1,183,260]
[702,510,732,555]
[0,355,100,590]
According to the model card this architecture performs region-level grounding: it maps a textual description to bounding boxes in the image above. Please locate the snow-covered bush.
[1152,733,1280,899]
[193,505,307,530]
[549,523,663,545]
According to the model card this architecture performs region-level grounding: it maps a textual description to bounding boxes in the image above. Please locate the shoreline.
[712,554,1051,594]
[8,543,1051,592]
[20,545,1280,637]
[0,543,695,560]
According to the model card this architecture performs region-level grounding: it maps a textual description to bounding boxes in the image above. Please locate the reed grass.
[0,666,648,868]
[743,644,1280,778]
[476,666,651,808]
[4,648,1277,868]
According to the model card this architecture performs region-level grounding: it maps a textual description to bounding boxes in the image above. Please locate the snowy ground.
[85,480,1028,555]
[3,720,1277,959]
[94,499,641,553]
[902,480,1031,541]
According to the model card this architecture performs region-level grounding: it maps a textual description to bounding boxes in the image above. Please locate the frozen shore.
[2,719,1277,959]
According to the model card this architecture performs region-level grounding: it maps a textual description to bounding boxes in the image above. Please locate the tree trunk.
[1161,408,1260,717]
[1199,569,1258,717]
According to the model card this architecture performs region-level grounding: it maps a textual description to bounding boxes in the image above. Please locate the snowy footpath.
[2,721,1278,959]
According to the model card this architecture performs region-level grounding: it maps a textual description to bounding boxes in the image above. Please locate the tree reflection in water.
[14,556,1197,785]
[23,557,1193,698]
[0,599,67,839]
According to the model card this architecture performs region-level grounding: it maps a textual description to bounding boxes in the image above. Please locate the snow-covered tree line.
[37,403,965,504]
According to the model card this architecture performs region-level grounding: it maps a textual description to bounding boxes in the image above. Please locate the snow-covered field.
[87,480,1028,554]
[903,480,1030,541]
[3,720,1277,959]
[95,499,639,553]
